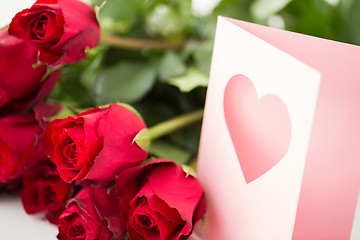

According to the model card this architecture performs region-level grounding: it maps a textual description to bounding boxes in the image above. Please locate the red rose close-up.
[57,187,124,240]
[43,104,148,183]
[0,27,59,114]
[0,111,43,184]
[8,0,100,66]
[21,163,72,224]
[116,159,206,240]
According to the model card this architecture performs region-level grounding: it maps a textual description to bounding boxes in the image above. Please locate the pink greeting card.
[198,16,360,240]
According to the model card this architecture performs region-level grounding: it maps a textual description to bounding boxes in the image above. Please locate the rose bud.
[57,187,125,240]
[0,28,59,114]
[116,159,207,240]
[21,163,72,224]
[0,111,44,184]
[9,0,100,66]
[43,103,148,183]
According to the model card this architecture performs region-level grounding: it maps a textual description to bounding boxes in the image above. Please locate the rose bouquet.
[1,0,207,239]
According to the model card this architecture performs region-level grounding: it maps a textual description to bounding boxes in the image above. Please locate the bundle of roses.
[0,0,206,239]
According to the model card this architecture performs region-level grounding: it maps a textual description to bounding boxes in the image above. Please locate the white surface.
[0,0,36,28]
[0,194,58,240]
[351,191,360,240]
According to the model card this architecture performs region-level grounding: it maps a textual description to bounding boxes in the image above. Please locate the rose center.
[136,215,157,230]
[70,217,86,237]
[33,14,48,39]
[64,142,79,165]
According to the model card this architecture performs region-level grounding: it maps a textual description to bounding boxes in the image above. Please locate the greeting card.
[198,16,360,240]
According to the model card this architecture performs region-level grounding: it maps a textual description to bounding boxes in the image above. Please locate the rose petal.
[0,112,42,182]
[0,27,59,112]
[86,104,147,181]
[34,102,62,130]
[116,159,172,217]
[90,187,126,239]
[59,187,116,239]
[148,162,204,224]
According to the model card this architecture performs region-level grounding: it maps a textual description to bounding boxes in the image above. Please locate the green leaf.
[97,0,141,34]
[193,41,213,74]
[133,128,151,151]
[49,64,96,108]
[181,40,199,59]
[342,0,360,44]
[168,0,193,30]
[149,140,192,165]
[251,0,292,20]
[96,61,157,104]
[81,46,106,89]
[182,164,197,177]
[168,122,202,154]
[168,67,208,92]
[159,51,186,80]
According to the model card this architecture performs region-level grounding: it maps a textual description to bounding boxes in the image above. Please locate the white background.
[0,0,36,28]
[0,194,58,239]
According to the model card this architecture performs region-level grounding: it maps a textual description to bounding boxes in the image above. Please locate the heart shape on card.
[224,74,291,183]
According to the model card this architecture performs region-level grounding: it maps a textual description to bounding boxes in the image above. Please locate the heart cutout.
[224,74,291,183]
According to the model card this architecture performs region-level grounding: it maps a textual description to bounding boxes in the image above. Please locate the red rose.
[21,163,72,224]
[0,28,59,114]
[0,111,44,184]
[116,159,206,240]
[57,187,124,240]
[43,104,148,183]
[9,0,100,65]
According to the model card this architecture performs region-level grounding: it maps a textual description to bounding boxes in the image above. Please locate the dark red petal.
[90,187,126,239]
[115,159,173,218]
[14,69,61,111]
[70,188,103,225]
[0,112,41,182]
[33,102,62,130]
[8,8,31,38]
[148,194,183,224]
[0,27,54,111]
[116,165,148,218]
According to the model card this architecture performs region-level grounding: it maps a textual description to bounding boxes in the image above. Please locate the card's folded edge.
[220,15,360,72]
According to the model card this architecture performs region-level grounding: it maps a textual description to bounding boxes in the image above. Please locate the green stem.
[149,109,203,140]
[100,34,183,50]
[134,109,204,151]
